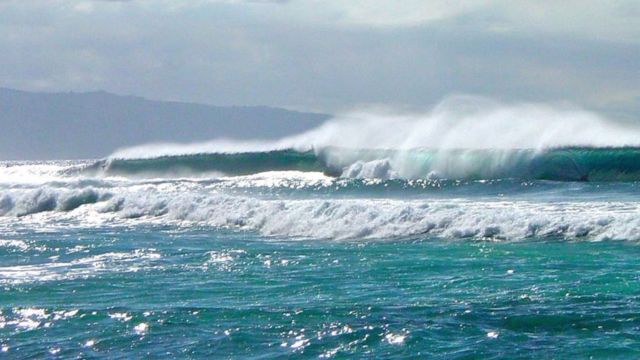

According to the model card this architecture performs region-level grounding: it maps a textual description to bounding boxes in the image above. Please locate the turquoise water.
[3,154,640,358]
[2,227,640,358]
[94,147,640,181]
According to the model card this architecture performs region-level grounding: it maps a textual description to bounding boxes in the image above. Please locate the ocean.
[2,147,640,358]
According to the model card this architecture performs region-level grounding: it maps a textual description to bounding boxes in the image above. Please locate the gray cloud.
[0,0,638,119]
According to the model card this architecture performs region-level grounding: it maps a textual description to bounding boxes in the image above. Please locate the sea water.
[1,152,640,358]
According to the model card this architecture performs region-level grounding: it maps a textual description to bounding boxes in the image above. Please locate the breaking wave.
[0,188,107,217]
[2,185,640,241]
[81,96,640,182]
[83,147,640,182]
[4,96,640,241]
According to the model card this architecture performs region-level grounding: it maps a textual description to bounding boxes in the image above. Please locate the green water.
[2,226,639,358]
[95,147,640,181]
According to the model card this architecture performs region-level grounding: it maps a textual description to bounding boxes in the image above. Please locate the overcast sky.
[0,0,639,118]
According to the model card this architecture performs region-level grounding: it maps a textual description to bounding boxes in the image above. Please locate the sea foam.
[2,181,639,241]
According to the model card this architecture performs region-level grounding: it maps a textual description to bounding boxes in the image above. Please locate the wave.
[83,146,640,182]
[5,97,640,242]
[2,185,640,241]
[111,96,640,158]
[82,96,640,182]
[0,188,108,217]
[85,149,336,177]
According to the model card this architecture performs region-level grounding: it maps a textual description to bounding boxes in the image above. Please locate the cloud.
[69,0,640,42]
[290,1,640,44]
[295,0,484,27]
[0,0,637,119]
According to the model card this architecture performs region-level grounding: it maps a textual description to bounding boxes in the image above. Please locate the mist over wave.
[92,96,640,181]
[111,96,640,159]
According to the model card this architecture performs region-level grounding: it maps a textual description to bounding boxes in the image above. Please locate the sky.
[0,0,639,119]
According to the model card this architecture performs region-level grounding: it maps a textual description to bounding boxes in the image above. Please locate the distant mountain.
[0,88,329,160]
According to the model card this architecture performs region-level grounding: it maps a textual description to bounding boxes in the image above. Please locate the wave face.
[84,147,640,182]
[87,150,335,177]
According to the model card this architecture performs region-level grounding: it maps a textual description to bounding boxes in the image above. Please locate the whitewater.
[3,97,640,358]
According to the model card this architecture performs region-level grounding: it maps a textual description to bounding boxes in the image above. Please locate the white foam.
[0,307,82,334]
[109,313,132,322]
[0,162,74,185]
[0,187,107,217]
[219,171,334,188]
[2,156,640,242]
[6,308,49,331]
[133,322,149,335]
[342,159,397,179]
[0,239,29,251]
[385,333,407,345]
[3,181,640,241]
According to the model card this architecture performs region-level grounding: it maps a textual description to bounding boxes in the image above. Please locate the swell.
[84,147,640,182]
